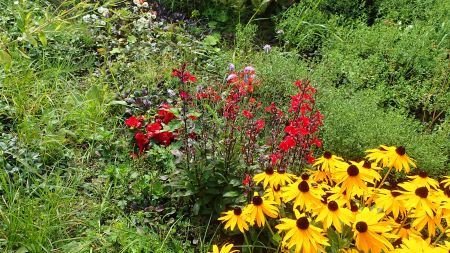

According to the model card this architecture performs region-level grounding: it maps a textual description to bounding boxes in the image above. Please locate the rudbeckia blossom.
[313,199,353,232]
[392,237,436,253]
[372,188,407,219]
[441,176,450,188]
[282,179,324,211]
[264,184,283,205]
[407,170,439,189]
[210,243,239,253]
[313,151,344,175]
[218,207,249,233]
[365,145,390,167]
[333,162,380,196]
[352,208,395,253]
[244,192,278,227]
[385,146,416,173]
[275,210,329,253]
[397,182,441,217]
[271,168,295,187]
[410,208,444,237]
[253,167,276,189]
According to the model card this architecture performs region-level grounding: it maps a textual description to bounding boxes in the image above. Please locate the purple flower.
[228,63,235,71]
[244,66,255,74]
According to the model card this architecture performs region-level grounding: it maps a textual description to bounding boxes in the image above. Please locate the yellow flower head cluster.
[215,146,449,253]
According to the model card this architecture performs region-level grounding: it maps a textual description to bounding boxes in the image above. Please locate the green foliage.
[318,88,449,176]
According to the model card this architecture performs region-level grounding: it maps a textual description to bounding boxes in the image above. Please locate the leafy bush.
[317,87,449,176]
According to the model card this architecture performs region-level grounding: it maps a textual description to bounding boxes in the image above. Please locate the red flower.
[242,174,252,186]
[125,116,143,128]
[284,125,298,136]
[255,119,265,130]
[153,131,175,146]
[146,122,162,137]
[243,110,253,119]
[180,90,191,100]
[135,132,149,153]
[157,109,176,124]
[188,115,198,120]
[270,153,282,165]
[306,151,315,164]
[279,136,296,152]
[311,137,322,147]
[172,69,197,83]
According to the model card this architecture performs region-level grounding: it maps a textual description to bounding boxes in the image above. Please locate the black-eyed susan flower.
[313,199,353,233]
[275,210,329,253]
[210,243,239,253]
[352,208,395,253]
[372,188,407,220]
[397,182,441,217]
[333,162,380,197]
[441,176,450,188]
[244,192,278,227]
[410,208,444,237]
[389,219,421,239]
[282,179,324,211]
[365,145,390,167]
[218,207,249,233]
[264,184,283,205]
[391,237,436,253]
[313,151,345,175]
[407,170,439,189]
[385,146,416,173]
[253,167,276,189]
[271,168,295,187]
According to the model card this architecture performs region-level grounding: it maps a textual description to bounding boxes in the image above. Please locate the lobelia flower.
[134,132,149,153]
[125,116,143,128]
[242,110,253,118]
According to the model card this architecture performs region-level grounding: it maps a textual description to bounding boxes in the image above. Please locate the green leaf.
[203,34,220,46]
[127,35,137,44]
[223,191,240,197]
[38,32,47,46]
[23,32,38,47]
[0,50,12,68]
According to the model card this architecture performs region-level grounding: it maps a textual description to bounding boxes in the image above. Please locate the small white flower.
[98,6,110,17]
[263,44,271,53]
[82,14,91,23]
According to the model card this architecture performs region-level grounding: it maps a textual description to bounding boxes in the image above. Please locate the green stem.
[243,232,253,253]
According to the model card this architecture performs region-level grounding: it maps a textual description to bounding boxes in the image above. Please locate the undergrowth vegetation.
[0,0,448,252]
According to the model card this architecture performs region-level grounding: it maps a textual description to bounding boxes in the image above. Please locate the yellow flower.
[210,243,239,253]
[372,188,407,219]
[313,151,345,174]
[397,182,441,216]
[282,179,324,211]
[253,167,276,189]
[264,184,283,205]
[392,237,436,253]
[271,168,296,187]
[275,210,329,253]
[385,146,416,173]
[441,176,450,188]
[218,207,249,233]
[365,145,390,167]
[333,162,380,197]
[411,208,444,237]
[313,199,354,233]
[407,170,439,189]
[352,208,395,253]
[244,192,278,227]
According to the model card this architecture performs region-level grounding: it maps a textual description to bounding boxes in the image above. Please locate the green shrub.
[317,87,449,176]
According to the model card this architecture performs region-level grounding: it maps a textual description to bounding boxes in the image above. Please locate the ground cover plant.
[0,0,449,252]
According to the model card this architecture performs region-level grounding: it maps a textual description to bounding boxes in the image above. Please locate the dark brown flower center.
[265,168,274,175]
[252,196,263,206]
[418,170,428,178]
[403,224,411,230]
[327,201,339,211]
[350,202,358,212]
[415,187,428,198]
[277,168,286,174]
[355,221,368,233]
[391,190,401,197]
[363,160,371,169]
[323,151,332,159]
[298,181,310,193]
[444,188,450,198]
[233,207,242,215]
[296,217,309,230]
[301,174,310,181]
[347,165,359,177]
[396,146,406,156]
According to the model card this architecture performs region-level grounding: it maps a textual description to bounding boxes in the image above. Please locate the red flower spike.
[243,110,253,119]
[279,136,296,152]
[125,116,143,129]
[243,174,252,186]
